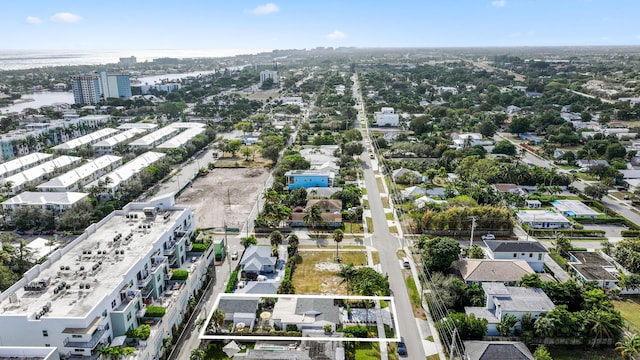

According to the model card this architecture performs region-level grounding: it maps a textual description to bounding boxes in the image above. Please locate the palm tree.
[269,230,284,247]
[210,309,225,333]
[534,316,556,338]
[616,333,640,359]
[190,349,206,360]
[338,264,357,294]
[303,204,323,233]
[333,229,344,260]
[587,310,620,347]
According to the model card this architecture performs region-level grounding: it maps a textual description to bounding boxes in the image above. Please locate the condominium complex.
[259,70,279,85]
[71,71,132,105]
[0,193,213,360]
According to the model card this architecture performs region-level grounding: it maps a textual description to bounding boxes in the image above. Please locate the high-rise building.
[0,193,212,360]
[71,71,131,105]
[118,56,137,66]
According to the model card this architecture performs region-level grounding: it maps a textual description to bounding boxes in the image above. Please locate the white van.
[402,257,411,269]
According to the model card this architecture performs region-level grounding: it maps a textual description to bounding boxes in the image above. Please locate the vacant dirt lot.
[177,167,269,231]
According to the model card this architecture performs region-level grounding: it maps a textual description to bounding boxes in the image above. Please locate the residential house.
[515,210,571,229]
[235,282,279,295]
[506,105,521,115]
[620,169,640,191]
[576,159,609,172]
[401,186,428,200]
[306,187,342,199]
[0,153,52,179]
[525,200,541,208]
[288,199,343,228]
[414,196,446,208]
[391,167,424,183]
[452,133,492,149]
[36,155,122,192]
[465,283,555,336]
[519,133,542,145]
[51,128,120,153]
[272,297,340,332]
[216,297,259,332]
[306,199,342,213]
[550,200,600,218]
[567,251,619,290]
[2,191,88,213]
[492,183,526,196]
[426,187,447,199]
[459,259,537,285]
[4,156,82,195]
[374,107,399,127]
[240,246,276,276]
[464,341,534,360]
[285,169,335,190]
[483,241,548,272]
[438,86,458,95]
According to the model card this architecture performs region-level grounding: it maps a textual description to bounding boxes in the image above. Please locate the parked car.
[397,338,407,356]
[481,233,495,241]
[231,251,238,260]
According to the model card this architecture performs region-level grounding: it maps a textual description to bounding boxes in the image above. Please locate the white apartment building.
[2,191,88,213]
[36,155,123,192]
[0,193,213,360]
[92,128,148,155]
[156,128,205,150]
[374,107,400,127]
[4,156,82,195]
[52,128,120,154]
[259,70,279,84]
[0,153,52,179]
[86,152,166,196]
[128,127,179,150]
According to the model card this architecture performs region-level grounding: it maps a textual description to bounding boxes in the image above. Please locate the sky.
[2,0,640,52]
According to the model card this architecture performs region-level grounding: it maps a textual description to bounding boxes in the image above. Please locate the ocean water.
[0,49,262,71]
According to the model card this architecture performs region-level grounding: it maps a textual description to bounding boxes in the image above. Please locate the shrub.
[144,306,166,318]
[126,324,151,340]
[225,270,239,293]
[191,243,208,252]
[171,269,189,280]
[342,325,368,338]
[622,230,640,238]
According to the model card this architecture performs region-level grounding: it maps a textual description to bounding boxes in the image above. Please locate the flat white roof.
[0,153,52,178]
[0,199,189,318]
[168,122,205,129]
[86,152,165,190]
[2,191,88,207]
[36,155,122,190]
[92,128,147,148]
[117,123,158,130]
[52,128,119,150]
[516,210,569,223]
[4,156,81,189]
[551,200,600,217]
[128,126,179,147]
[156,128,205,149]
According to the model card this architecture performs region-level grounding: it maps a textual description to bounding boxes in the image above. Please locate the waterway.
[1,91,74,114]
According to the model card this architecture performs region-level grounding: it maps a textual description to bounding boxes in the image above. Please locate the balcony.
[163,241,177,256]
[63,326,107,349]
[185,241,193,251]
[137,275,152,288]
[168,255,178,267]
[115,290,140,312]
[150,257,168,274]
[65,351,102,360]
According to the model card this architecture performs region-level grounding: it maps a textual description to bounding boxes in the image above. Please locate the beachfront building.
[71,71,132,105]
[0,193,212,360]
[36,155,122,192]
[51,128,120,154]
[3,156,82,195]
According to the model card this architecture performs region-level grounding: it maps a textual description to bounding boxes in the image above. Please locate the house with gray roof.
[240,246,276,276]
[235,281,279,295]
[465,283,555,336]
[464,341,533,360]
[306,187,342,199]
[458,259,537,285]
[401,186,427,200]
[391,167,424,183]
[568,251,619,290]
[216,298,259,331]
[272,297,341,332]
[484,240,548,272]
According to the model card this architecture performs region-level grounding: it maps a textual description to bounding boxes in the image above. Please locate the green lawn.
[366,217,374,232]
[404,274,426,319]
[355,342,380,360]
[613,296,640,333]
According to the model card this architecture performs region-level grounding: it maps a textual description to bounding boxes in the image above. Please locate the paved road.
[353,73,426,359]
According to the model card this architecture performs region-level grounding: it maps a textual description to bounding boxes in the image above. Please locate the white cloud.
[251,3,279,15]
[50,12,82,23]
[491,0,506,8]
[325,30,347,40]
[25,16,42,25]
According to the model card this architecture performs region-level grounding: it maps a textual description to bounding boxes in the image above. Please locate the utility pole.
[469,216,477,248]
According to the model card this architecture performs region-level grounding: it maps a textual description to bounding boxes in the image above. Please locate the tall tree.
[333,229,344,260]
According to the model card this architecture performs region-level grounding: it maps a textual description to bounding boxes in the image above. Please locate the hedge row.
[225,270,239,293]
[621,230,640,238]
[549,249,569,270]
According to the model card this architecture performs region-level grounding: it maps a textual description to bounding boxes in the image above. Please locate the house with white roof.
[36,155,122,192]
[550,200,600,218]
[156,127,205,150]
[465,283,555,336]
[86,152,166,196]
[51,128,120,153]
[452,133,491,149]
[515,210,571,229]
[576,159,610,171]
[0,152,52,179]
[2,191,88,212]
[92,128,147,155]
[3,156,82,194]
[374,107,399,127]
[128,126,179,150]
